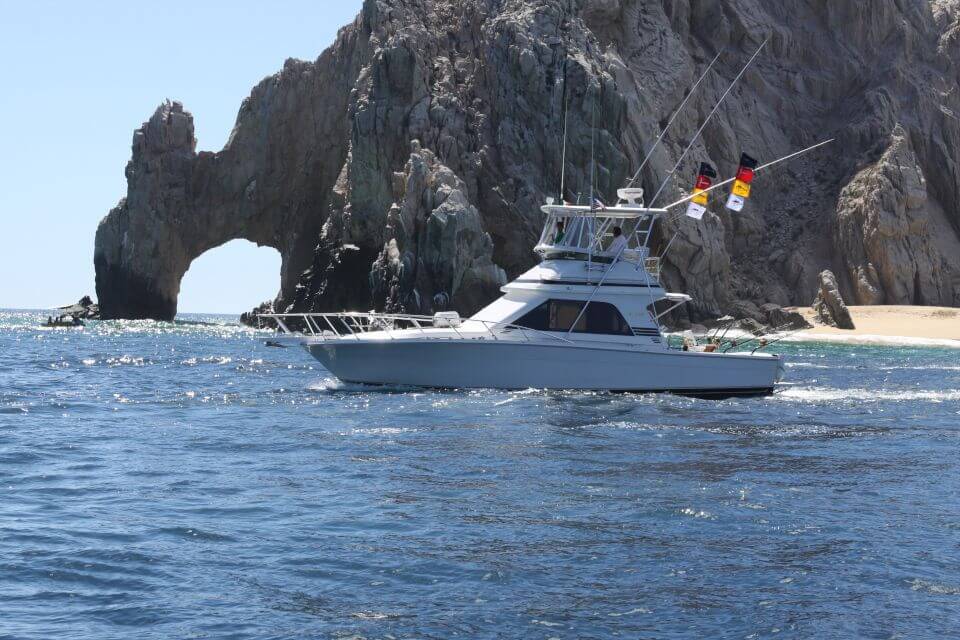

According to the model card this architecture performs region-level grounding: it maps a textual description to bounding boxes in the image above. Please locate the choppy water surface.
[1,310,958,639]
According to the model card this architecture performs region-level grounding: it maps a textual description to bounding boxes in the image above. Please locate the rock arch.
[95,47,357,319]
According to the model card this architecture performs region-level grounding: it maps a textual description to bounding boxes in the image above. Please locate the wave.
[666,326,960,349]
[0,310,272,338]
[586,419,890,439]
[306,378,423,394]
[179,355,234,366]
[909,578,960,595]
[787,362,960,371]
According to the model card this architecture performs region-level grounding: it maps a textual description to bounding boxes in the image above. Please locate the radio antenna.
[559,85,570,201]
[588,90,597,266]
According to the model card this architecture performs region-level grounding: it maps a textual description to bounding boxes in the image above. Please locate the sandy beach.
[786,305,960,344]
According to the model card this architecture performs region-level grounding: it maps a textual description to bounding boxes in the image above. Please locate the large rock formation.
[836,125,960,305]
[95,0,960,320]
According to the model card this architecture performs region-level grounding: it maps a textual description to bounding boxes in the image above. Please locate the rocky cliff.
[95,0,960,321]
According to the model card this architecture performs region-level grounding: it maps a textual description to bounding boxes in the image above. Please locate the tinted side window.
[549,300,586,332]
[513,301,550,331]
[514,300,633,335]
[584,302,633,335]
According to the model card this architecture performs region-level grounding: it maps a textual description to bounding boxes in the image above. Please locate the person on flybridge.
[607,226,627,257]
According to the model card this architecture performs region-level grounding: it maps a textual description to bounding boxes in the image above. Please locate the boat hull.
[305,340,783,396]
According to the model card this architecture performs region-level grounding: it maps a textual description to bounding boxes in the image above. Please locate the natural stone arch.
[95,46,358,319]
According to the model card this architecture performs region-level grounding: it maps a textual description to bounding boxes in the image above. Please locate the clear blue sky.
[0,0,363,314]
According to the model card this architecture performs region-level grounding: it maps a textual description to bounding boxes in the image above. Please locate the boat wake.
[306,378,424,394]
[773,386,960,403]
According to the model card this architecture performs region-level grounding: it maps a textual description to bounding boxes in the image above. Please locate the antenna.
[625,48,724,190]
[587,90,597,267]
[559,87,570,201]
[646,38,769,209]
[589,94,596,208]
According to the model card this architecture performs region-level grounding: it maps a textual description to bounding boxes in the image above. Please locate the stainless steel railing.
[259,312,576,345]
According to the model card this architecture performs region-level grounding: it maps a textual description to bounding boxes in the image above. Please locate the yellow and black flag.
[685,162,717,220]
[726,153,758,212]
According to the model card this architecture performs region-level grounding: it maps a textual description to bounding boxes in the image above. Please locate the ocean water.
[1,309,958,639]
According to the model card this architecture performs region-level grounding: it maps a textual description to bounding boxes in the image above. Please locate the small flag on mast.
[685,162,717,220]
[726,153,758,212]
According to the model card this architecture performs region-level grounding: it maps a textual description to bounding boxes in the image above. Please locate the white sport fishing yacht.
[263,189,785,396]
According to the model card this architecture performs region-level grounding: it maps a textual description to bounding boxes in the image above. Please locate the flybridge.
[534,188,665,279]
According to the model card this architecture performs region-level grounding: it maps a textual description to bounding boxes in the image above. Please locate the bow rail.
[258,312,576,345]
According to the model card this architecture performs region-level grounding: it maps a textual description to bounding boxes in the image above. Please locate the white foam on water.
[106,355,147,367]
[668,326,960,349]
[531,619,564,628]
[608,607,651,617]
[678,507,715,520]
[788,362,960,371]
[909,578,960,595]
[878,365,960,371]
[306,378,421,394]
[774,386,960,403]
[349,427,417,436]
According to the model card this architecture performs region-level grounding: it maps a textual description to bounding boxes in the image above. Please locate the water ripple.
[0,310,957,638]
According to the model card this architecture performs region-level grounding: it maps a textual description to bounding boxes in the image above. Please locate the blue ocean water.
[1,309,958,639]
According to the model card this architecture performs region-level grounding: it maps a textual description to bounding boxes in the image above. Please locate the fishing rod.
[715,315,742,343]
[624,48,725,190]
[646,38,768,209]
[722,320,798,353]
[751,326,808,353]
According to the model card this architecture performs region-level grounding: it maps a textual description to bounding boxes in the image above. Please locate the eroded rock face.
[813,269,855,330]
[836,126,960,306]
[95,0,960,320]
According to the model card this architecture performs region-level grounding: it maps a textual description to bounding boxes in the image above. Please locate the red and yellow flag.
[685,162,717,220]
[726,153,758,211]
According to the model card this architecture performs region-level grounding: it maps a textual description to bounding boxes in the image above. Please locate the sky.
[0,0,363,314]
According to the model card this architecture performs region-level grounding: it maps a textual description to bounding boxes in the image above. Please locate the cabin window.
[513,300,633,335]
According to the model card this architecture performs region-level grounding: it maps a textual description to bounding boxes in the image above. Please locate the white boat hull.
[305,339,784,396]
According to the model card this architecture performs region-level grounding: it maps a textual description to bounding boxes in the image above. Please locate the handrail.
[259,312,577,345]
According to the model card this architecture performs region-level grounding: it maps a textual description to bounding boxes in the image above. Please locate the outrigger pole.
[646,38,769,209]
[624,48,725,191]
[654,138,835,266]
[662,138,836,215]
